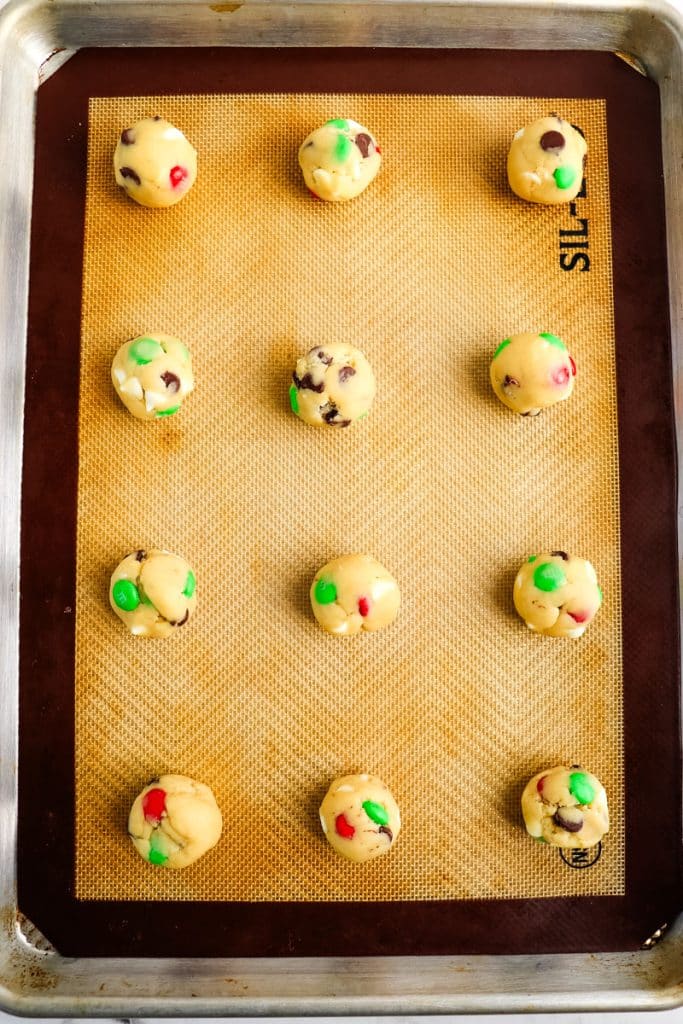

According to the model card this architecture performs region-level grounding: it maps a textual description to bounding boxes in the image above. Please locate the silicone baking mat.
[18,48,681,957]
[75,93,623,902]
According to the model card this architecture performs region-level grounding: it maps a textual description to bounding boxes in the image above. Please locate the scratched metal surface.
[0,0,682,1014]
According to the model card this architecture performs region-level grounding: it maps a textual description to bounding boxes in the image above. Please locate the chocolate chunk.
[314,348,333,365]
[293,372,324,393]
[355,133,374,158]
[338,365,356,384]
[322,406,339,423]
[135,549,146,562]
[503,374,520,388]
[335,419,352,428]
[553,807,584,833]
[540,130,565,152]
[551,550,569,560]
[171,609,190,628]
[571,123,586,139]
[379,825,393,842]
[160,371,181,393]
[119,166,141,186]
[153,115,161,121]
[120,128,135,145]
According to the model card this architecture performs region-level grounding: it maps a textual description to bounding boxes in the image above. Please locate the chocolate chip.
[355,133,373,158]
[135,549,146,562]
[322,406,339,423]
[293,372,324,393]
[119,166,141,186]
[503,374,520,389]
[153,115,162,121]
[551,550,569,560]
[540,130,565,152]
[171,608,189,628]
[160,371,180,393]
[120,128,135,145]
[338,365,356,384]
[571,123,586,139]
[553,807,584,833]
[379,825,393,841]
[314,348,333,365]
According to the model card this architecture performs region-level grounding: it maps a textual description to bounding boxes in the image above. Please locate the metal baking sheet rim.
[1,0,682,1014]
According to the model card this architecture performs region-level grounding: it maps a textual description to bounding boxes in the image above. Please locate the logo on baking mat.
[559,842,602,869]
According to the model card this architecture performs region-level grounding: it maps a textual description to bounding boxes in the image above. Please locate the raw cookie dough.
[111,334,194,420]
[513,551,602,638]
[310,554,400,636]
[114,117,197,208]
[128,774,223,868]
[298,118,382,201]
[290,344,375,427]
[490,333,576,416]
[110,549,197,638]
[319,773,400,862]
[521,765,609,848]
[507,115,587,204]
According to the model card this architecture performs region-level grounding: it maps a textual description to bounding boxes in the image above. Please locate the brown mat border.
[18,47,681,957]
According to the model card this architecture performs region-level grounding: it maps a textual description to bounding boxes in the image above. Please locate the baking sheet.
[16,45,681,960]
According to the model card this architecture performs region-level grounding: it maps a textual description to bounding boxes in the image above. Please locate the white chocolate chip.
[131,625,148,636]
[144,389,166,412]
[121,376,144,400]
[113,368,126,385]
[585,561,598,584]
[319,810,328,833]
[566,626,586,639]
[513,128,525,140]
[335,784,353,793]
[522,170,542,184]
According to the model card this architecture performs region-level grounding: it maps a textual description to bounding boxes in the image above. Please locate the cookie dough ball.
[507,116,587,204]
[111,334,194,421]
[319,773,400,862]
[514,552,602,638]
[110,549,196,638]
[490,333,576,416]
[521,765,609,848]
[114,117,197,208]
[299,118,381,201]
[289,344,375,427]
[129,774,222,868]
[310,554,400,636]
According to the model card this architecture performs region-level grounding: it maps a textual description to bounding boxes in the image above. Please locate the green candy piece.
[289,384,300,416]
[598,585,604,605]
[325,118,349,129]
[148,847,168,866]
[362,800,389,826]
[493,338,511,360]
[183,570,196,598]
[527,555,537,563]
[139,590,154,607]
[155,405,180,418]
[553,165,577,190]
[314,578,337,605]
[112,579,140,612]
[334,133,354,163]
[130,336,164,365]
[539,332,567,351]
[569,771,595,806]
[357,411,369,421]
[179,343,191,362]
[534,835,547,843]
[533,561,566,592]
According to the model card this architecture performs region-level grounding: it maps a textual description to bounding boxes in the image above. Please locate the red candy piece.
[142,787,166,824]
[169,165,188,188]
[536,776,547,794]
[552,365,571,387]
[568,610,590,623]
[307,187,321,200]
[375,145,382,155]
[569,355,577,376]
[335,813,355,839]
[358,597,370,617]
